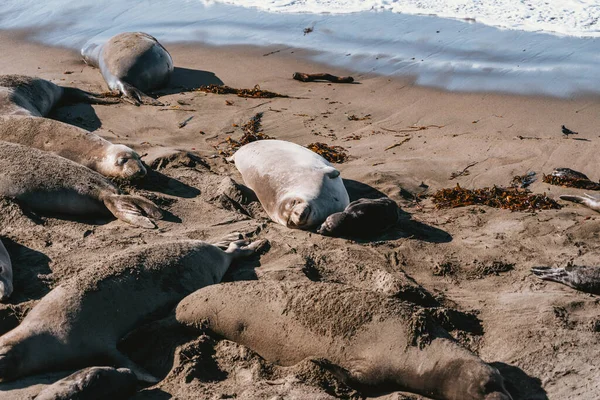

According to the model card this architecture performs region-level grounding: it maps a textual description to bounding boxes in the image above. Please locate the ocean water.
[1,0,599,97]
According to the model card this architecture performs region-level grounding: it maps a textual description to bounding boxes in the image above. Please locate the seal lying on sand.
[0,237,266,383]
[0,240,12,301]
[35,367,137,400]
[176,281,512,400]
[229,140,349,229]
[317,197,400,237]
[0,74,116,116]
[532,264,600,295]
[560,193,600,212]
[0,141,161,228]
[0,116,146,180]
[81,32,173,105]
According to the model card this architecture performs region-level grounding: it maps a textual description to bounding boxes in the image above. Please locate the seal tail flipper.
[213,232,244,249]
[103,194,163,229]
[531,266,572,286]
[108,349,159,383]
[560,194,600,212]
[61,87,120,105]
[224,239,269,259]
[119,82,163,106]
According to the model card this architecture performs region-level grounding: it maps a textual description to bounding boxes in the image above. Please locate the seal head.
[98,144,146,179]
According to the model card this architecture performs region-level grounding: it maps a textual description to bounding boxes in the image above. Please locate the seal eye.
[116,158,128,166]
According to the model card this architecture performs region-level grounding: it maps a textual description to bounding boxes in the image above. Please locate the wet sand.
[0,29,599,399]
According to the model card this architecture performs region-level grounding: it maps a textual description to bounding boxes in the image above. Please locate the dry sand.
[0,29,599,399]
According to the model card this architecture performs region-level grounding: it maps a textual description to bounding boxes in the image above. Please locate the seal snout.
[0,279,12,301]
[288,202,312,228]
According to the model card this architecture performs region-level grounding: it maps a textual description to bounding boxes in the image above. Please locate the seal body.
[532,265,600,295]
[0,116,145,180]
[0,240,12,301]
[0,75,116,117]
[176,281,512,400]
[0,239,266,382]
[560,193,600,212]
[34,367,137,400]
[81,32,173,105]
[230,140,350,229]
[0,141,161,228]
[317,197,400,237]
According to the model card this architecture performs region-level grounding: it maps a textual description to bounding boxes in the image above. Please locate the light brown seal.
[81,32,173,105]
[0,239,11,301]
[229,140,350,229]
[0,115,146,180]
[0,141,161,228]
[176,280,512,400]
[34,367,137,400]
[0,74,116,117]
[0,238,266,383]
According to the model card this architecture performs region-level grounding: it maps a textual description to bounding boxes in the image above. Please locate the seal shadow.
[50,102,103,132]
[136,169,201,199]
[155,67,224,96]
[340,179,452,244]
[3,238,52,304]
[490,362,548,400]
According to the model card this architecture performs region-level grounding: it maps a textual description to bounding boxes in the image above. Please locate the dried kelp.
[543,168,600,190]
[306,142,348,163]
[197,84,289,98]
[347,114,371,121]
[432,184,561,211]
[218,113,273,156]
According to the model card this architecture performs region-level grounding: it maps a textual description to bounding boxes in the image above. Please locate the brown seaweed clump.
[197,84,289,98]
[306,142,349,163]
[219,113,273,156]
[432,184,561,211]
[542,168,600,190]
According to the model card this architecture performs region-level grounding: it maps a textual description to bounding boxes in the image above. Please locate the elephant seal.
[176,281,512,400]
[0,75,117,117]
[0,116,146,180]
[532,264,600,295]
[229,140,350,229]
[317,197,400,237]
[0,239,11,301]
[560,193,600,212]
[0,237,266,383]
[0,141,161,228]
[35,367,137,400]
[81,32,173,105]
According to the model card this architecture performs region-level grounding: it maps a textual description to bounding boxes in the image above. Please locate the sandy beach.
[0,27,599,399]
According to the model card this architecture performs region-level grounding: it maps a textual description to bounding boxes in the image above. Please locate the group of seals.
[0,141,161,229]
[176,280,512,400]
[82,32,174,105]
[0,116,146,180]
[0,237,265,383]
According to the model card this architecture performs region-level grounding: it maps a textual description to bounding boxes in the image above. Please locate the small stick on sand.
[385,137,411,151]
[293,72,354,84]
[178,116,194,129]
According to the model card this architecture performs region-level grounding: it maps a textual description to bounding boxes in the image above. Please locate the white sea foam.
[0,0,599,97]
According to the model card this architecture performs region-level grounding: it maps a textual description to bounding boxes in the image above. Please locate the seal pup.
[0,74,116,117]
[0,237,267,383]
[0,240,12,301]
[532,264,600,295]
[560,193,600,212]
[0,116,146,180]
[0,141,161,228]
[81,32,173,106]
[176,281,512,400]
[35,367,137,400]
[317,197,400,237]
[229,140,350,229]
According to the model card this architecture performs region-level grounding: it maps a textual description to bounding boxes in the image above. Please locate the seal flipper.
[108,349,159,383]
[119,81,163,106]
[532,265,600,294]
[103,194,163,229]
[322,166,340,179]
[61,87,120,105]
[560,194,600,212]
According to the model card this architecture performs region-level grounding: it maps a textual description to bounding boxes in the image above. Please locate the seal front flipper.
[560,194,600,212]
[322,166,340,179]
[532,265,600,295]
[108,349,159,383]
[119,81,163,106]
[102,194,163,229]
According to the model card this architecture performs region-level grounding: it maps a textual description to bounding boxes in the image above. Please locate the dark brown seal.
[176,280,512,400]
